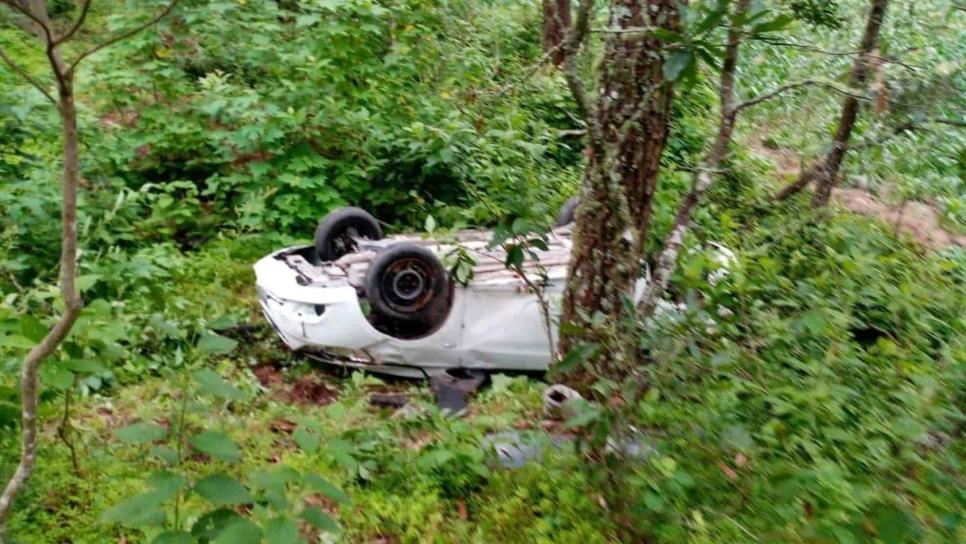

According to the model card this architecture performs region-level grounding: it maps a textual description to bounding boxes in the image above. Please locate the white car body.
[254,227,733,378]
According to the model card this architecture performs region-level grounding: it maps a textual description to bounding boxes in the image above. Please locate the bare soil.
[749,138,965,249]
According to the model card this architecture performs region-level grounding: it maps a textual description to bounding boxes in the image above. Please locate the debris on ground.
[369,393,410,409]
[542,384,582,420]
[429,369,487,415]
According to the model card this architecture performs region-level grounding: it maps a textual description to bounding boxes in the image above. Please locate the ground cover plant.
[1,0,963,542]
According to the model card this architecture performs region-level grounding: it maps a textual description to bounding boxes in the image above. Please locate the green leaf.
[148,470,188,501]
[663,50,693,82]
[115,422,167,444]
[304,473,350,505]
[44,366,75,390]
[20,315,46,342]
[424,214,436,233]
[191,430,241,462]
[197,333,238,355]
[564,399,600,429]
[152,445,179,465]
[195,474,253,505]
[76,274,102,292]
[800,310,827,334]
[300,506,338,532]
[63,359,108,374]
[328,439,357,470]
[751,14,794,34]
[263,516,302,544]
[721,425,754,451]
[100,491,166,527]
[212,519,262,544]
[191,509,243,540]
[556,343,599,373]
[504,245,524,269]
[0,335,35,349]
[193,369,246,401]
[293,426,320,454]
[153,531,192,544]
[873,505,922,544]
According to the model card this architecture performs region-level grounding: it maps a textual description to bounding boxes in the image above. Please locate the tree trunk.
[558,0,681,367]
[542,0,572,66]
[637,0,747,319]
[600,0,679,260]
[0,3,83,539]
[775,0,890,205]
[0,80,83,544]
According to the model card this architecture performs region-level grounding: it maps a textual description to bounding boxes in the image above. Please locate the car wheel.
[314,207,383,262]
[554,196,579,227]
[365,243,451,326]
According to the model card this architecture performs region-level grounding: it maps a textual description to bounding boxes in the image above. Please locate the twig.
[559,0,604,150]
[69,0,181,73]
[52,0,93,46]
[0,45,55,104]
[1,0,55,45]
[56,382,82,476]
[752,36,922,70]
[734,79,870,112]
[490,40,565,99]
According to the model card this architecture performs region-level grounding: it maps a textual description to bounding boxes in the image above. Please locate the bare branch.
[734,79,870,113]
[0,45,56,104]
[1,0,55,44]
[637,0,750,317]
[52,0,93,46]
[69,0,180,73]
[752,37,922,71]
[558,0,603,149]
[848,117,966,150]
[490,40,566,98]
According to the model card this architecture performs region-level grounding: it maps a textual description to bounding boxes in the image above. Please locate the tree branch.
[752,37,922,70]
[558,0,604,151]
[1,0,55,44]
[52,0,93,46]
[734,79,870,113]
[637,0,750,318]
[0,45,56,104]
[69,0,180,73]
[848,117,966,150]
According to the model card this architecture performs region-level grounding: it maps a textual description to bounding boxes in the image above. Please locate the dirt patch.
[253,363,284,388]
[750,137,802,179]
[253,362,340,405]
[290,375,339,405]
[750,135,965,250]
[834,188,966,249]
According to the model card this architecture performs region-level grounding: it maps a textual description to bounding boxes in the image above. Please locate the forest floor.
[749,137,966,249]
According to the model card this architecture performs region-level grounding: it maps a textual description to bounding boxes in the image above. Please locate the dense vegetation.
[1,0,963,543]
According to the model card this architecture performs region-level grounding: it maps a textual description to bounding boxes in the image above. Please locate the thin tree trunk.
[0,2,83,538]
[637,0,747,318]
[0,1,177,537]
[0,75,83,544]
[774,0,890,205]
[542,0,572,66]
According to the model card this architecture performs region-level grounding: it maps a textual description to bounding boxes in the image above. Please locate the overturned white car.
[254,206,732,377]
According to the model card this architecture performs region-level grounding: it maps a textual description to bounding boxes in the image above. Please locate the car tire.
[365,242,451,326]
[314,207,383,262]
[554,196,579,227]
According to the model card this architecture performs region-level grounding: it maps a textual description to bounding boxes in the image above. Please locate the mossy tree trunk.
[542,0,572,66]
[557,0,682,375]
